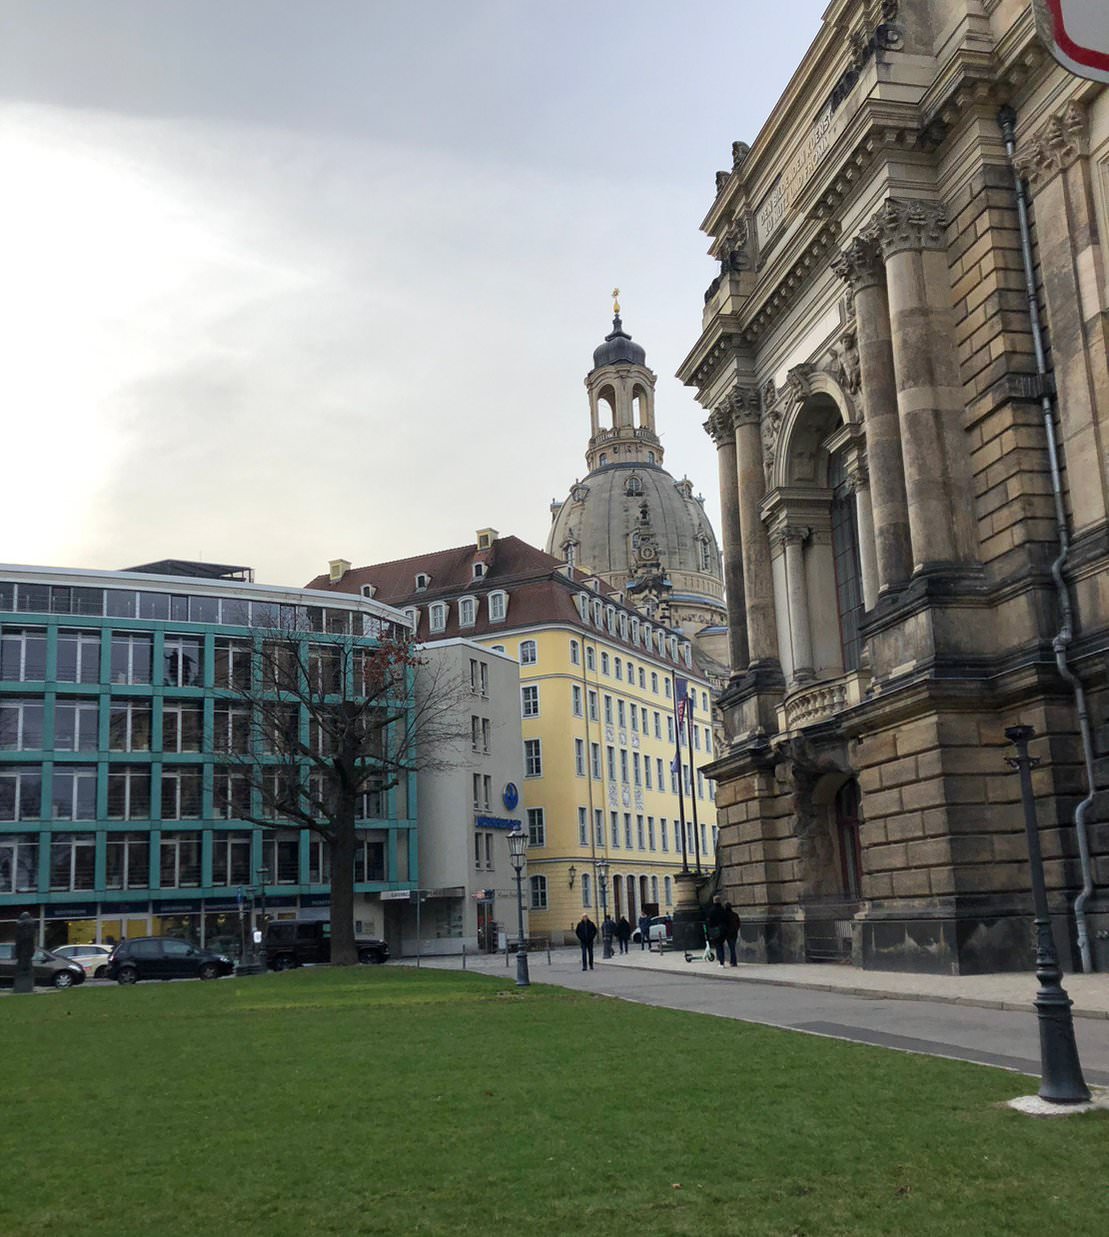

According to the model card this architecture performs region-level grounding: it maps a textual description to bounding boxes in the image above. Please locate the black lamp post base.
[515,951,530,988]
[1035,988,1091,1104]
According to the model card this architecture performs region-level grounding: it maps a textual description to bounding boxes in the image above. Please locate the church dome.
[591,316,647,370]
[546,463,723,610]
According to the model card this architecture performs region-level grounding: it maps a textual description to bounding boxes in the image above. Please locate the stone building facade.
[678,0,1108,972]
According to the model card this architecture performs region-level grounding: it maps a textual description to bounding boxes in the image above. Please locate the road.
[423,948,1109,1088]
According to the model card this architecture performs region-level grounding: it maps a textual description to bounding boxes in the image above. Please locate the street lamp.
[507,829,530,988]
[1004,725,1090,1104]
[597,858,613,959]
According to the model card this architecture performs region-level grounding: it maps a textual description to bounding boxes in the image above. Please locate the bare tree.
[220,624,465,965]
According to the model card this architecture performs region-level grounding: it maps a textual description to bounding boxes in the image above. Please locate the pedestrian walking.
[576,914,598,971]
[706,894,729,967]
[724,902,740,967]
[637,912,651,950]
[601,914,615,958]
[616,916,631,954]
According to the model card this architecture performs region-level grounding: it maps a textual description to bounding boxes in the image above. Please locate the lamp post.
[507,829,530,988]
[1004,725,1090,1104]
[597,858,613,959]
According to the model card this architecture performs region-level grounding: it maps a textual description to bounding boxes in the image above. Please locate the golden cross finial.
[611,287,620,315]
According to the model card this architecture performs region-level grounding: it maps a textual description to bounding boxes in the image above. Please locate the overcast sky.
[1,0,827,587]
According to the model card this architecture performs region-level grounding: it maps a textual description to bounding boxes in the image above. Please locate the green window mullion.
[151,629,166,690]
[201,760,214,822]
[45,624,59,684]
[94,828,107,890]
[96,758,108,820]
[40,763,54,831]
[299,830,310,885]
[386,829,397,884]
[250,828,263,885]
[149,829,162,891]
[151,762,163,825]
[406,826,417,886]
[201,829,214,887]
[202,631,215,690]
[37,828,50,894]
[41,688,56,751]
[98,629,112,688]
[152,696,164,754]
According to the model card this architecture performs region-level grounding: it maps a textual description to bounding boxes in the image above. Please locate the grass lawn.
[2,967,1106,1236]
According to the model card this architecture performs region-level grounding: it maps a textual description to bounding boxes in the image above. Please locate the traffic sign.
[1035,0,1109,84]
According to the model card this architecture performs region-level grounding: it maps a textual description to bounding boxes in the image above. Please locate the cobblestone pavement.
[419,947,1109,1088]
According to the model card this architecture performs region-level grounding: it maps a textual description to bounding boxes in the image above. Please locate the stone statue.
[14,911,35,995]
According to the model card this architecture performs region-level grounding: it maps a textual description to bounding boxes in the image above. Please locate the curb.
[608,957,1109,1021]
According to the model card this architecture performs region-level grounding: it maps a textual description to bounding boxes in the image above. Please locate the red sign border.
[1043,0,1109,79]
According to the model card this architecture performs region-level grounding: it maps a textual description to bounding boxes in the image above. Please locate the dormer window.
[648,451,656,464]
[631,617,639,642]
[429,602,447,633]
[473,562,486,579]
[605,605,616,633]
[563,542,577,568]
[619,613,629,640]
[625,475,643,496]
[415,573,430,592]
[488,590,508,622]
[361,584,376,599]
[598,453,608,466]
[403,607,418,630]
[458,596,477,627]
[592,599,603,626]
[576,593,589,621]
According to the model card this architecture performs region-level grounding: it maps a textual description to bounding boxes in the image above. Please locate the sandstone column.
[863,199,978,572]
[782,526,813,682]
[832,236,912,592]
[847,457,880,611]
[730,386,779,667]
[704,406,750,671]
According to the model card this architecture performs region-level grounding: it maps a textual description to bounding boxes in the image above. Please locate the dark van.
[264,920,389,970]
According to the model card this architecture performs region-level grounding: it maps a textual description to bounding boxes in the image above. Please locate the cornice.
[1012,100,1090,190]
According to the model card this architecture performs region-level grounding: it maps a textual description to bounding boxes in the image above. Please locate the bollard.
[547,940,551,966]
[462,943,467,971]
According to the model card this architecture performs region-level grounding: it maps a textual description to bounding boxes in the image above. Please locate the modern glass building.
[0,564,417,952]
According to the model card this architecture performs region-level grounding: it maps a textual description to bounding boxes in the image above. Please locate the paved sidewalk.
[604,946,1109,1019]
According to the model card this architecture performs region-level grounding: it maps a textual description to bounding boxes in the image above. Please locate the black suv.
[264,920,389,970]
[106,937,235,984]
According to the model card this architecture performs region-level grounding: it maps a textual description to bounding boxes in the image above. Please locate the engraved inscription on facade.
[756,104,844,249]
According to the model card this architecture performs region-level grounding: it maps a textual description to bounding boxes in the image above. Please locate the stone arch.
[768,369,858,493]
[594,382,618,431]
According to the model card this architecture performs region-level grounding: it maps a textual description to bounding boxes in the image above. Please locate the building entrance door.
[476,899,496,952]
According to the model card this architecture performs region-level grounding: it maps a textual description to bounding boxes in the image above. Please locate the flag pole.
[672,673,689,874]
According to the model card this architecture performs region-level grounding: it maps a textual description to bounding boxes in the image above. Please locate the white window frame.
[524,738,542,778]
[458,595,477,628]
[519,639,537,666]
[488,591,508,622]
[527,806,546,847]
[529,874,548,910]
[428,602,447,633]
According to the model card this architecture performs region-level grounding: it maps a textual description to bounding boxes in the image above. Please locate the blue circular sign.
[502,782,519,811]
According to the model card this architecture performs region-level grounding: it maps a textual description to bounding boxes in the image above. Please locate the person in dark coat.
[705,895,729,966]
[575,914,598,971]
[601,914,615,957]
[615,916,632,955]
[724,902,741,967]
[637,912,651,950]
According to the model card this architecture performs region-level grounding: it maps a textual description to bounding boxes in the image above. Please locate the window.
[664,677,672,698]
[472,563,486,579]
[105,832,150,889]
[631,706,638,734]
[620,750,629,783]
[651,875,659,904]
[664,875,672,905]
[519,639,537,666]
[55,700,99,752]
[661,818,669,851]
[0,766,42,820]
[633,752,641,786]
[601,652,610,675]
[403,607,418,630]
[619,614,629,640]
[527,807,546,847]
[0,629,47,681]
[586,646,596,671]
[415,573,430,591]
[610,810,620,847]
[651,672,658,694]
[159,831,202,890]
[213,772,251,820]
[667,716,675,743]
[429,603,447,633]
[615,657,622,681]
[52,766,97,820]
[309,644,341,694]
[162,636,201,687]
[470,716,490,754]
[214,639,252,690]
[472,773,490,811]
[581,873,591,908]
[636,815,645,849]
[571,684,582,716]
[617,700,626,728]
[604,695,613,725]
[0,699,45,750]
[653,712,662,739]
[56,631,99,683]
[105,767,150,821]
[529,875,548,909]
[211,832,253,886]
[644,759,652,789]
[648,817,656,850]
[588,690,598,722]
[624,813,632,848]
[570,639,580,665]
[524,738,542,777]
[469,659,489,697]
[700,822,708,855]
[606,607,616,633]
[488,591,507,622]
[639,668,646,689]
[0,833,38,893]
[697,770,705,799]
[606,746,616,780]
[590,742,602,779]
[163,701,203,753]
[522,685,540,717]
[308,837,330,884]
[706,729,713,754]
[213,705,250,754]
[656,757,664,787]
[355,830,390,882]
[594,808,604,846]
[262,831,300,884]
[161,766,202,820]
[458,596,476,627]
[49,833,96,891]
[578,807,588,846]
[574,738,586,776]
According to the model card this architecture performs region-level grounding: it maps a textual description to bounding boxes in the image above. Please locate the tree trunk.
[330,798,358,966]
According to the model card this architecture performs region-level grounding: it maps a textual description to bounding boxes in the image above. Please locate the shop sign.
[474,815,521,831]
[45,903,98,919]
[380,890,412,901]
[301,894,331,908]
[204,899,240,912]
[109,901,150,914]
[156,900,202,914]
[1035,0,1109,84]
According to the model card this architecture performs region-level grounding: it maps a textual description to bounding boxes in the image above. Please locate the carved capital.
[862,198,949,258]
[831,235,885,291]
[1013,102,1090,192]
[704,407,736,448]
[844,456,869,493]
[725,385,762,427]
[782,525,811,547]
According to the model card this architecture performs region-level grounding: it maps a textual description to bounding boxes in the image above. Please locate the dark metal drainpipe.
[998,105,1097,973]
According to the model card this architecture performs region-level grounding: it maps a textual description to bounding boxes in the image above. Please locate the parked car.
[264,920,389,970]
[0,943,87,989]
[52,943,113,979]
[631,915,673,946]
[105,937,234,984]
